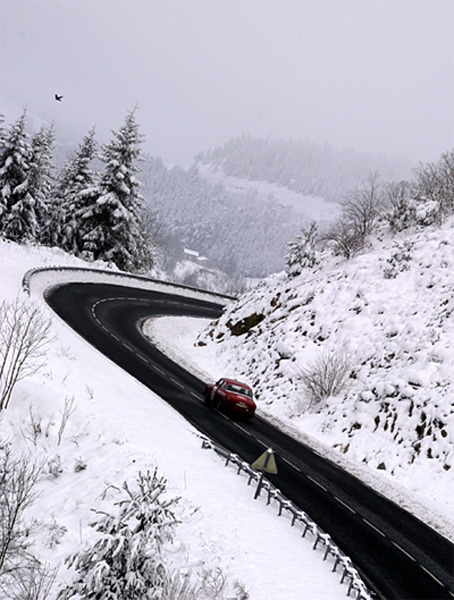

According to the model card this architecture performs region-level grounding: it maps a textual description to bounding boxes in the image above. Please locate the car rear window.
[226,384,252,398]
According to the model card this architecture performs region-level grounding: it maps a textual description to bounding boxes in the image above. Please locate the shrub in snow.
[46,519,68,549]
[74,457,87,473]
[296,349,353,408]
[57,396,77,446]
[322,216,366,260]
[1,560,58,600]
[232,580,250,600]
[201,567,226,598]
[285,221,319,278]
[383,180,417,232]
[20,403,44,447]
[414,150,454,225]
[383,240,413,279]
[47,455,63,478]
[158,569,202,600]
[415,200,440,227]
[59,469,180,600]
[323,172,383,259]
[341,171,383,240]
[157,568,248,600]
[381,151,454,232]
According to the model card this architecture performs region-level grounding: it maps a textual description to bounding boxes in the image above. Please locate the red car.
[205,378,256,420]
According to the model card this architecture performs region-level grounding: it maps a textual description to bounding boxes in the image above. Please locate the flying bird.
[55,94,63,101]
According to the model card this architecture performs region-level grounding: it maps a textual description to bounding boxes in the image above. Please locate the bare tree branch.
[0,446,43,576]
[0,298,53,411]
[57,396,76,446]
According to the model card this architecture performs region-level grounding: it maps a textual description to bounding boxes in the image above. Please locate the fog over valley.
[2,0,453,165]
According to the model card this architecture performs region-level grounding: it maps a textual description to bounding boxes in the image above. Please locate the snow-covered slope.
[191,218,454,538]
[0,238,351,599]
[198,163,340,224]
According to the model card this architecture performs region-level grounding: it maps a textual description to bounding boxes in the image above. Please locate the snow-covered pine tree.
[43,128,99,254]
[84,109,153,272]
[28,124,56,237]
[285,220,319,278]
[0,110,38,243]
[0,114,7,148]
[60,469,179,600]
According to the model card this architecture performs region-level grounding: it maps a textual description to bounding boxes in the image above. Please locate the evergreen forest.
[3,109,447,291]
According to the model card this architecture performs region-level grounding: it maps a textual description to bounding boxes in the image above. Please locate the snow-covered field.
[148,219,454,543]
[0,238,354,599]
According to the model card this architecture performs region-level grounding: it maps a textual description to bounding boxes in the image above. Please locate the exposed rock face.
[226,313,265,336]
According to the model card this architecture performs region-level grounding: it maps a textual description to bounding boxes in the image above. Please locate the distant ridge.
[197,135,413,204]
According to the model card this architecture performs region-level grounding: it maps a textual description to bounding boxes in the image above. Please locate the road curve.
[45,281,454,600]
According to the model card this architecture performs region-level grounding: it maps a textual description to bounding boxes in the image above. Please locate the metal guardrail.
[21,265,237,302]
[22,266,371,599]
[201,437,372,600]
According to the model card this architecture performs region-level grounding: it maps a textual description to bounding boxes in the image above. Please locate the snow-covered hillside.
[198,163,340,225]
[173,218,454,539]
[0,239,353,599]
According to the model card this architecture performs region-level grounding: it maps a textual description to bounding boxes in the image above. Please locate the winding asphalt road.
[45,280,454,600]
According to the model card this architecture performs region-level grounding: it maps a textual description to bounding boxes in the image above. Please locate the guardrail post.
[199,434,372,600]
[247,470,257,485]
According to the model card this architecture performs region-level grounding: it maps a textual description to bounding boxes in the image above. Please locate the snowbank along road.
[42,277,454,600]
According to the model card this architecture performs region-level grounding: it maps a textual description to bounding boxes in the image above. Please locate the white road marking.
[91,294,451,597]
[332,495,356,513]
[307,475,328,492]
[171,379,185,389]
[419,565,446,588]
[231,422,252,436]
[362,517,385,536]
[254,437,269,449]
[391,541,416,562]
[152,366,166,376]
[281,456,302,472]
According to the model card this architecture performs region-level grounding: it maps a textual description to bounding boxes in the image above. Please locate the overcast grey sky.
[1,0,453,165]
